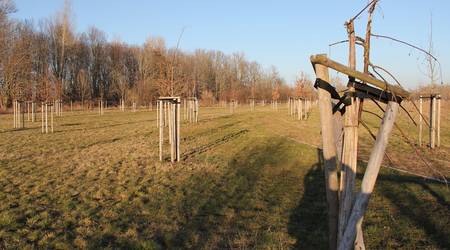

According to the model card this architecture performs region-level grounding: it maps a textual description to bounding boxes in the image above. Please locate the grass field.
[0,103,449,249]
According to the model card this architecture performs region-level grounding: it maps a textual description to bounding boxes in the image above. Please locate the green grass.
[0,104,449,249]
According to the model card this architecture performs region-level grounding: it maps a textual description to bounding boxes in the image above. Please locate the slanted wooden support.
[338,101,399,250]
[315,60,339,250]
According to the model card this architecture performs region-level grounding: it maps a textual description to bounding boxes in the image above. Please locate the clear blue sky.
[11,0,450,89]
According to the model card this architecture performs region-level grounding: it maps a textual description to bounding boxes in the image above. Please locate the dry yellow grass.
[0,103,449,249]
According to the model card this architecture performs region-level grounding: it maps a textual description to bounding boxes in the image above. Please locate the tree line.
[0,0,318,110]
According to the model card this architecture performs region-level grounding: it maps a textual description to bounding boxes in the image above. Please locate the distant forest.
[0,0,320,110]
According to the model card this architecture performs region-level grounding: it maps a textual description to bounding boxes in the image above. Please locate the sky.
[11,0,450,89]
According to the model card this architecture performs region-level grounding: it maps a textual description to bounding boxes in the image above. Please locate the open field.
[0,103,449,249]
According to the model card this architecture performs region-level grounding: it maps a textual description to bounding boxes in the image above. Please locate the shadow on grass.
[166,136,314,249]
[375,173,450,248]
[287,149,328,249]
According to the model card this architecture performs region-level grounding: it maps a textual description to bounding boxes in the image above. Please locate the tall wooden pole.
[314,57,339,250]
[338,20,360,246]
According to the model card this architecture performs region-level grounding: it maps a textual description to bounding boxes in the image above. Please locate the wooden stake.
[436,95,441,147]
[27,102,30,121]
[41,102,44,133]
[45,103,48,133]
[315,59,339,250]
[430,96,436,149]
[159,100,163,161]
[51,104,54,133]
[32,102,35,122]
[177,100,181,161]
[338,20,360,246]
[419,97,423,146]
[170,103,174,162]
[156,101,159,127]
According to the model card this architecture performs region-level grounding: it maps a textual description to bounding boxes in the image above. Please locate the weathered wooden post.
[32,102,36,122]
[419,96,423,146]
[51,103,54,133]
[60,100,63,116]
[298,98,303,121]
[313,56,340,250]
[168,102,173,145]
[100,100,104,115]
[164,102,168,126]
[13,100,16,128]
[159,97,181,162]
[45,103,48,133]
[156,101,160,127]
[27,101,30,121]
[195,97,199,123]
[436,94,441,147]
[41,102,44,133]
[159,99,163,161]
[430,95,436,149]
[177,98,181,161]
[21,102,24,128]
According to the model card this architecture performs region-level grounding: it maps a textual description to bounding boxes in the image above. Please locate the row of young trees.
[0,0,316,111]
